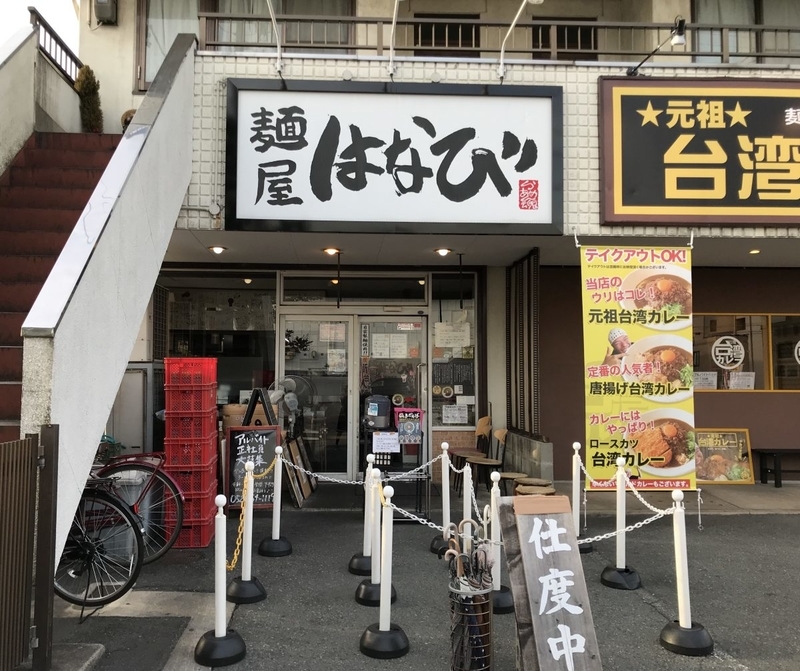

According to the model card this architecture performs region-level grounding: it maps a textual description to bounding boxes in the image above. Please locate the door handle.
[416,363,427,402]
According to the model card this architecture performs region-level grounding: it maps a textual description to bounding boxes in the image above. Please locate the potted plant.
[285,329,312,359]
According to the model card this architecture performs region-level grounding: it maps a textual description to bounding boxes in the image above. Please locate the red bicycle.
[95,445,185,564]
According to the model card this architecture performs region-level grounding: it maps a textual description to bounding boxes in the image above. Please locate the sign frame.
[226,78,564,235]
[695,427,755,485]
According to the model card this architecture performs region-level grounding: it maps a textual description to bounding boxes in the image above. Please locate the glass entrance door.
[358,317,428,468]
[279,317,353,474]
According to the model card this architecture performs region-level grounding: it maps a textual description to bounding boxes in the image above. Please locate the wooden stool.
[515,484,556,496]
[498,472,528,495]
[514,477,553,488]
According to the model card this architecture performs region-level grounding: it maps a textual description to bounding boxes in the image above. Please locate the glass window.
[694,0,757,64]
[144,0,200,84]
[414,14,481,58]
[282,276,426,305]
[693,315,768,390]
[771,316,800,390]
[431,273,476,428]
[161,275,277,404]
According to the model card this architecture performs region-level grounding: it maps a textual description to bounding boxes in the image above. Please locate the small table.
[754,449,800,488]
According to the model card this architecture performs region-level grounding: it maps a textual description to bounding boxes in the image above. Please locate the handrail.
[28,6,83,84]
[196,13,800,65]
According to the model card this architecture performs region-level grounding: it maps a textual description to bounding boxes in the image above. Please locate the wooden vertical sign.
[497,495,602,671]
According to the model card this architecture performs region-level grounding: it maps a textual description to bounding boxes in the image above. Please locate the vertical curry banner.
[580,246,696,490]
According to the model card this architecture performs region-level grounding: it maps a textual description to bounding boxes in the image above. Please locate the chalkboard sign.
[225,425,280,509]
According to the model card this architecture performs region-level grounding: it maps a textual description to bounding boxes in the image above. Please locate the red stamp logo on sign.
[518,179,539,210]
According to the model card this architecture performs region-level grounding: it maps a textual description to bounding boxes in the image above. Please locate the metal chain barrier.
[226,474,248,571]
[697,488,704,531]
[252,456,276,480]
[385,453,443,481]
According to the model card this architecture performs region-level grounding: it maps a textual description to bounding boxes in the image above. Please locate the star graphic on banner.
[726,102,751,127]
[637,101,663,126]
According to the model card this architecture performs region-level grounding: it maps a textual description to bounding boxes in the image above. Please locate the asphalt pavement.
[39,481,800,671]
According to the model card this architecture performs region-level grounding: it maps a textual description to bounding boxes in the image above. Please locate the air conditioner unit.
[94,0,117,25]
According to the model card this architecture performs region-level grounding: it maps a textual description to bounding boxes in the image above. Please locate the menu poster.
[695,429,754,485]
[580,246,696,490]
[395,408,423,444]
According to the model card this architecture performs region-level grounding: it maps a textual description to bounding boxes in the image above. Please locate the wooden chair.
[468,428,527,493]
[449,416,492,496]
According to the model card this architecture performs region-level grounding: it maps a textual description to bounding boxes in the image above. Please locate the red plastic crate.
[165,409,217,440]
[165,357,217,386]
[164,432,217,467]
[175,482,219,522]
[173,511,215,549]
[165,383,217,413]
[164,457,218,497]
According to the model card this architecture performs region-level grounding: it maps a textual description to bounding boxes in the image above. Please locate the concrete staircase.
[0,132,120,442]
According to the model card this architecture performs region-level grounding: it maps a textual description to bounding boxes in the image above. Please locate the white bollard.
[600,457,640,590]
[490,471,514,614]
[360,485,408,659]
[194,495,246,666]
[672,490,692,628]
[572,442,581,533]
[462,463,473,554]
[258,446,292,556]
[379,486,395,632]
[659,490,714,656]
[431,443,452,554]
[371,468,382,585]
[350,454,375,574]
[227,462,267,603]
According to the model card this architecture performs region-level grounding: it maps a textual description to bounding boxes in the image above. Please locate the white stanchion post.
[431,442,452,554]
[600,456,640,590]
[350,453,375,574]
[615,457,626,570]
[462,464,473,555]
[659,490,714,656]
[371,468,382,585]
[672,491,692,628]
[489,471,514,614]
[194,495,246,665]
[227,462,267,603]
[379,486,395,632]
[258,446,292,557]
[360,485,408,659]
[242,462,254,582]
[572,442,581,533]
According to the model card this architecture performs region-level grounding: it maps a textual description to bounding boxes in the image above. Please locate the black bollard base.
[258,536,292,557]
[491,585,515,614]
[360,623,409,659]
[601,565,641,590]
[226,576,267,604]
[660,621,714,657]
[430,534,449,554]
[349,552,372,576]
[578,539,594,554]
[355,579,397,606]
[194,628,246,667]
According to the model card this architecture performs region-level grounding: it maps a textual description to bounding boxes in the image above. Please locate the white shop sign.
[235,89,555,225]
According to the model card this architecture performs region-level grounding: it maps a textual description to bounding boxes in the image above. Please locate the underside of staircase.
[0,132,121,442]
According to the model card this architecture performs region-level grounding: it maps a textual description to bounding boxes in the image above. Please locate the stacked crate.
[163,358,218,548]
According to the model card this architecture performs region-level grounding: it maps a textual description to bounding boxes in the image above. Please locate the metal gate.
[0,434,38,671]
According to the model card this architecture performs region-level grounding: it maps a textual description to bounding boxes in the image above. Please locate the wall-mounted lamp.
[209,246,227,255]
[436,248,452,257]
[626,16,687,77]
[497,0,545,79]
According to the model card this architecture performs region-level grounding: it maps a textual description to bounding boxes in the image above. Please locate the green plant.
[74,65,104,133]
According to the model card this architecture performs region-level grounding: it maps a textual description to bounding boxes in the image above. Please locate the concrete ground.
[37,480,800,671]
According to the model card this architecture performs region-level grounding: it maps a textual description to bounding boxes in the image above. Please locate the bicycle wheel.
[54,489,144,607]
[97,462,184,563]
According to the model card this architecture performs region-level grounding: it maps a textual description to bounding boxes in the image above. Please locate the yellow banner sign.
[580,246,695,490]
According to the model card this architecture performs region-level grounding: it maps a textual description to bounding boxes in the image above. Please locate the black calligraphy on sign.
[250,106,308,207]
[226,426,280,509]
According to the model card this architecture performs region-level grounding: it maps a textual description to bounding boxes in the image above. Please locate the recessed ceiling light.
[324,247,340,255]
[436,248,451,257]
[418,279,426,285]
[331,278,340,285]
[209,246,226,255]
[749,249,761,255]
[243,278,252,284]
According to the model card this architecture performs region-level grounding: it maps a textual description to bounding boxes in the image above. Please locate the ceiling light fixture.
[749,249,761,255]
[324,247,340,255]
[418,279,426,285]
[209,246,226,255]
[331,278,340,285]
[243,278,253,284]
[436,248,451,257]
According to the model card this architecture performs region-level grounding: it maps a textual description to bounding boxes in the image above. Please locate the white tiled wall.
[181,54,800,242]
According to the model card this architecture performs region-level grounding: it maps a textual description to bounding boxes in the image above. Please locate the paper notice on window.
[372,431,401,453]
[372,333,391,358]
[442,404,469,424]
[390,333,408,358]
[327,349,347,373]
[693,371,718,389]
[729,371,756,389]
[456,395,475,405]
[434,322,471,348]
[320,322,346,341]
